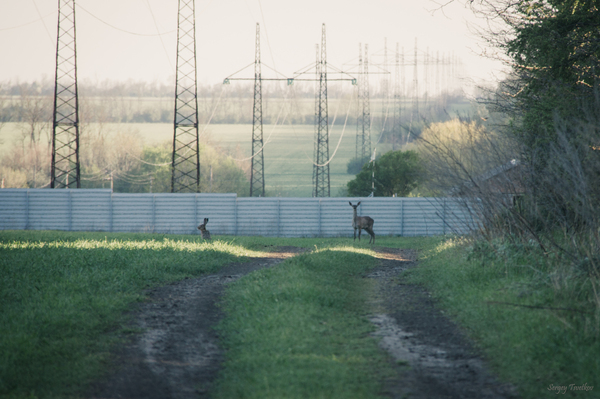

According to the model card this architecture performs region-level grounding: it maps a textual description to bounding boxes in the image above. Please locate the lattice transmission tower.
[412,38,419,118]
[391,43,402,150]
[381,38,389,139]
[250,23,265,197]
[313,23,330,198]
[171,0,200,193]
[51,0,80,189]
[355,43,371,161]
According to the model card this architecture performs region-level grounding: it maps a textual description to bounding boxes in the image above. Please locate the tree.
[505,2,600,159]
[433,1,600,266]
[346,155,370,175]
[456,1,600,163]
[347,150,423,197]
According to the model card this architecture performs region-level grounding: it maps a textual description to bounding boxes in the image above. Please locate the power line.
[0,10,54,31]
[76,3,175,37]
[31,0,55,47]
[144,0,175,73]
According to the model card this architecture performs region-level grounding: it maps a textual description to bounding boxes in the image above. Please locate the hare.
[197,217,211,240]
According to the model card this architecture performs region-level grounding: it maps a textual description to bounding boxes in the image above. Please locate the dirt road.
[89,246,517,399]
[368,248,517,398]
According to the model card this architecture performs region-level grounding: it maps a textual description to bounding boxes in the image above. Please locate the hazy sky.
[0,0,506,89]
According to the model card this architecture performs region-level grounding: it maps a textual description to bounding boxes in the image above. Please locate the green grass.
[3,230,597,398]
[212,246,391,399]
[398,237,600,398]
[0,230,269,399]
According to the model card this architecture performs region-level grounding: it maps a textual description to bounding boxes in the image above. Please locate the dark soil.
[88,246,305,399]
[368,247,518,399]
[88,246,518,399]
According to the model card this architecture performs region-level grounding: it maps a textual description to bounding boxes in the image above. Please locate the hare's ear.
[205,218,209,223]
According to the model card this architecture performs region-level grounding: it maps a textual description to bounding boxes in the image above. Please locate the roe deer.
[197,218,211,240]
[349,201,375,244]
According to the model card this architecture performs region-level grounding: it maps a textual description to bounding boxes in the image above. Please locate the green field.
[2,231,597,398]
[0,93,476,196]
[0,121,393,197]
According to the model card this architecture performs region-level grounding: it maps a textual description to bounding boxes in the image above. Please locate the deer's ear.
[357,201,361,206]
[349,201,352,206]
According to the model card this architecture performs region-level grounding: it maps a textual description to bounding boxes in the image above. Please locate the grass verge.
[397,237,600,398]
[0,230,268,399]
[212,246,391,399]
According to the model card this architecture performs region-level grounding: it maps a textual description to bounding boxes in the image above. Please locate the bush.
[346,150,423,197]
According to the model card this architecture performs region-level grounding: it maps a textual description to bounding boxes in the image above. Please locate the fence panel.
[402,198,444,236]
[0,189,478,237]
[112,194,153,233]
[236,198,279,236]
[0,189,28,230]
[154,194,196,234]
[27,190,70,231]
[71,190,112,232]
[279,198,320,237]
[321,198,354,237]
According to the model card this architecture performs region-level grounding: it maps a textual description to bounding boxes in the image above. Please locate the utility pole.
[51,0,80,189]
[313,23,330,197]
[171,0,200,193]
[356,43,371,162]
[381,38,389,141]
[355,43,363,160]
[413,38,419,118]
[392,43,402,151]
[250,23,265,197]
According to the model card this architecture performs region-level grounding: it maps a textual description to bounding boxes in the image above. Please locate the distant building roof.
[449,159,524,196]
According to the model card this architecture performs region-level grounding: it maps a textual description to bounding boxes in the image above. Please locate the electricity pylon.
[51,0,80,189]
[412,38,419,118]
[250,23,265,197]
[392,43,402,150]
[171,0,200,193]
[313,23,330,198]
[356,43,371,161]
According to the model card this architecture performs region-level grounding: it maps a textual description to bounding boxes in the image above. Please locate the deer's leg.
[367,228,375,244]
[353,228,357,241]
[358,228,362,241]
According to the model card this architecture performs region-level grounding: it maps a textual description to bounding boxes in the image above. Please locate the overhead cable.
[77,3,175,37]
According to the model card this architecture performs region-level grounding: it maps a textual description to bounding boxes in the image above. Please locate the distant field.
[206,123,392,197]
[0,121,393,197]
[0,95,474,196]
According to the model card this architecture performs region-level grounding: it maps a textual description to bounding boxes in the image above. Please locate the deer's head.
[349,201,361,210]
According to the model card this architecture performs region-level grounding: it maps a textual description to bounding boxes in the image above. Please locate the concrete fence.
[0,189,477,237]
